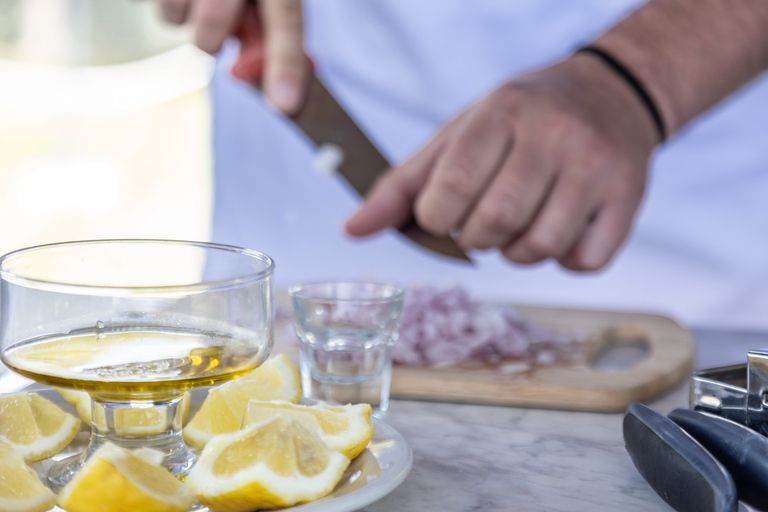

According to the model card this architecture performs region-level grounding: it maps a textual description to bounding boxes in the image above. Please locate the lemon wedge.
[186,416,350,511]
[183,354,301,448]
[54,387,191,436]
[53,388,92,425]
[0,440,57,512]
[57,443,195,512]
[0,392,80,462]
[244,400,373,460]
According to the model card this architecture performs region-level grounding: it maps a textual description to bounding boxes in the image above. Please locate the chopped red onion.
[393,286,582,368]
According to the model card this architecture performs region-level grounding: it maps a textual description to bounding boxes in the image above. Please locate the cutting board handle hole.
[589,326,650,372]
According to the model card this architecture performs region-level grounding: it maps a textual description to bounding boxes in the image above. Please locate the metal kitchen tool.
[623,403,738,512]
[292,75,471,263]
[690,350,768,435]
[670,408,768,511]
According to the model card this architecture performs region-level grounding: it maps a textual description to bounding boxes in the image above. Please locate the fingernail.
[268,81,300,113]
[581,243,610,270]
[343,209,368,237]
[231,53,264,82]
[342,214,357,234]
[231,61,247,80]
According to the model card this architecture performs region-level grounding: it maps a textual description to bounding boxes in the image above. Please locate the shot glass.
[289,282,404,419]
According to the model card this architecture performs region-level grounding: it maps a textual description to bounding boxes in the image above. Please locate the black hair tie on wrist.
[576,45,666,142]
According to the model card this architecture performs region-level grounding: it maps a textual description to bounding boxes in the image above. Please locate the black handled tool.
[670,408,768,511]
[624,403,738,512]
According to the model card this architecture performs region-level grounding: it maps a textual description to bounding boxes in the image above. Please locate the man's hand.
[344,53,659,271]
[344,0,768,271]
[157,0,309,115]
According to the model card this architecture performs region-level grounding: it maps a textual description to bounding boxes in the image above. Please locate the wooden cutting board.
[273,297,695,413]
[389,306,695,412]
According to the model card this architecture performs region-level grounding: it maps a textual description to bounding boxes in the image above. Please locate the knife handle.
[670,408,768,511]
[624,403,737,512]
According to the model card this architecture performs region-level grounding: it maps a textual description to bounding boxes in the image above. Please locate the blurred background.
[0,0,214,256]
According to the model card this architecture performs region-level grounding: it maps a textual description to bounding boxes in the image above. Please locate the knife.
[670,408,768,511]
[623,403,738,512]
[291,75,471,262]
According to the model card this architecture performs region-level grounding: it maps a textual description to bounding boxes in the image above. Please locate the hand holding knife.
[230,2,471,262]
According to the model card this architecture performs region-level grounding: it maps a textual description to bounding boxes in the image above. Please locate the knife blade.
[623,403,738,512]
[291,75,471,263]
[670,408,768,511]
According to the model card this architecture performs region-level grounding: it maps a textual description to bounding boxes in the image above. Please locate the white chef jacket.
[209,0,768,331]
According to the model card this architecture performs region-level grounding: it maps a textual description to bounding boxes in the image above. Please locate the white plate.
[8,382,412,512]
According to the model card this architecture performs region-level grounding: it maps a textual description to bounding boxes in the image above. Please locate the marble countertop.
[358,329,768,512]
[2,327,765,511]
